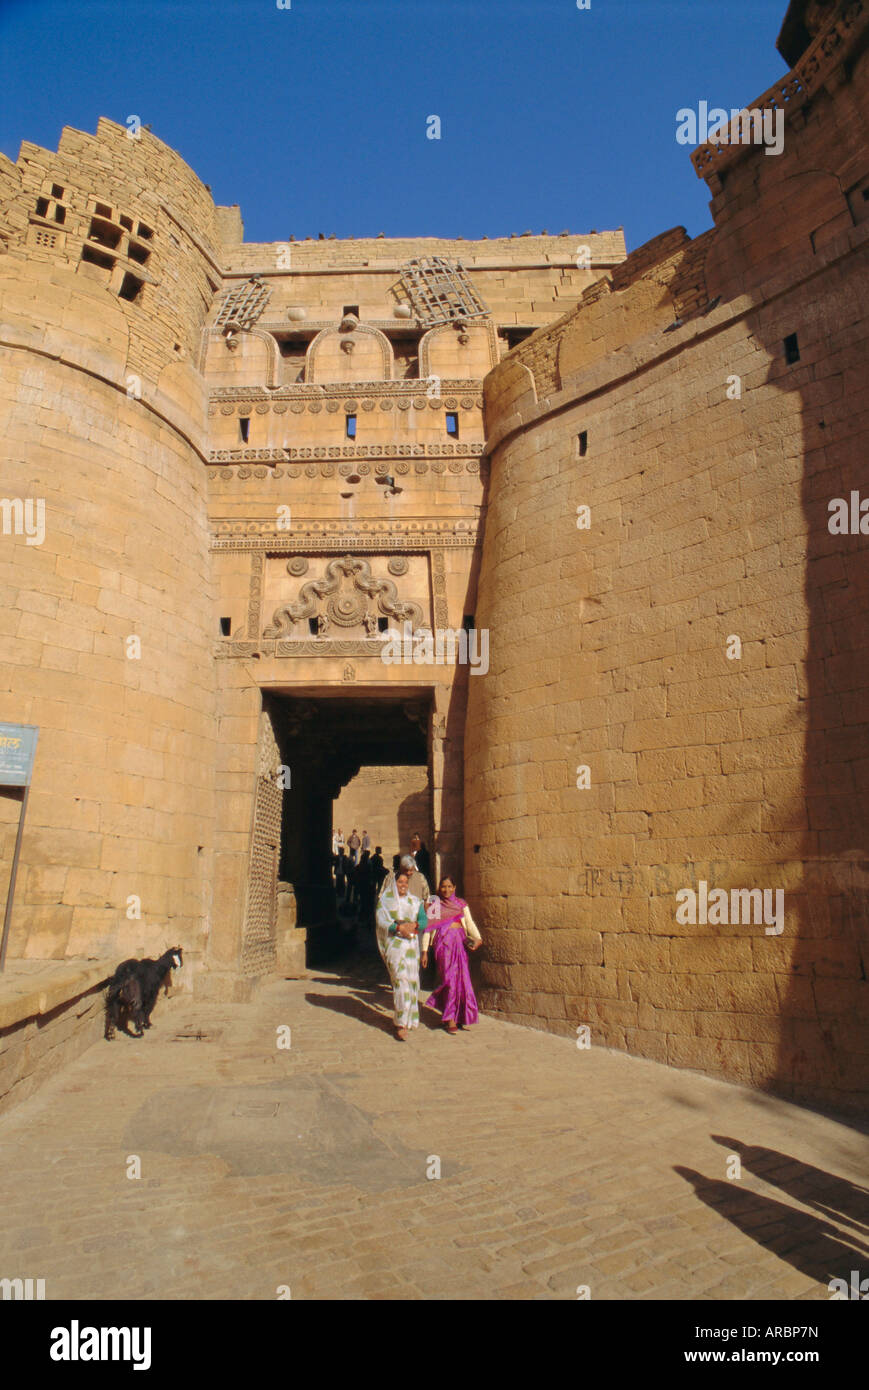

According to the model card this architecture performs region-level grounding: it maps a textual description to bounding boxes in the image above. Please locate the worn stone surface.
[0,965,865,1301]
[0,960,112,1114]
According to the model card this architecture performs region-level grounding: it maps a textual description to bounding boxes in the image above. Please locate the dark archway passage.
[265,691,431,963]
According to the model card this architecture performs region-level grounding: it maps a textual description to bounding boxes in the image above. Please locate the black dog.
[104,947,183,1040]
[106,973,146,1038]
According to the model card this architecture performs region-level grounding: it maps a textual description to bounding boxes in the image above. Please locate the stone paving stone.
[0,959,866,1300]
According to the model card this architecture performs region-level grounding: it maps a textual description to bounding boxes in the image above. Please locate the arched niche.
[305,322,392,384]
[419,322,494,383]
[200,326,281,388]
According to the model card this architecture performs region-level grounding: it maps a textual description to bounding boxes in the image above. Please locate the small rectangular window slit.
[219,617,231,636]
[446,412,459,437]
[345,414,357,439]
[784,333,800,364]
[239,417,250,443]
[576,430,589,457]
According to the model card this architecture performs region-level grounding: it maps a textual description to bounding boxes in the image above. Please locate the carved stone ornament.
[263,554,423,639]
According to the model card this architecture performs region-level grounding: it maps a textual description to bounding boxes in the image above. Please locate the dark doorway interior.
[266,692,431,960]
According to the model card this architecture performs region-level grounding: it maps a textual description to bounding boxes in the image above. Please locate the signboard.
[0,723,39,969]
[0,723,39,787]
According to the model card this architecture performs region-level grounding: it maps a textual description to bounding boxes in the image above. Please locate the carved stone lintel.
[263,553,424,639]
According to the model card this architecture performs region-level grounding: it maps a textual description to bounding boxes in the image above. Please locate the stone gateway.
[0,0,867,1114]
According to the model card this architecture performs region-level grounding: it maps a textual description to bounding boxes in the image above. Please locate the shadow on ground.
[676,1139,869,1291]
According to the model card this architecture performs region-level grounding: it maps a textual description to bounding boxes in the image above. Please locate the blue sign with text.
[0,723,39,787]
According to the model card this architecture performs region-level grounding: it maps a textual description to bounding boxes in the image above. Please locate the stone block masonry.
[0,111,625,1011]
[468,0,869,1115]
[0,962,111,1115]
[1,0,867,1118]
[333,766,431,864]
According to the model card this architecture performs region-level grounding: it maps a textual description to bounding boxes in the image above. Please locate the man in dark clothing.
[410,833,431,885]
[334,849,349,902]
[356,850,375,919]
[371,847,386,890]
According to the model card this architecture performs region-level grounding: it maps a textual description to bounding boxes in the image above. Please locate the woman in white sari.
[375,870,428,1041]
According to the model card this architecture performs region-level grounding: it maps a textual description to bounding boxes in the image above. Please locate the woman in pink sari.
[421,876,482,1034]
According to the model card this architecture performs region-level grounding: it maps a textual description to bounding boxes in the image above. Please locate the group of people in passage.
[331,831,433,921]
[376,856,481,1041]
[332,840,386,917]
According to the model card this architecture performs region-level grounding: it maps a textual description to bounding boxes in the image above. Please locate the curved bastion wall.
[466,10,869,1114]
[0,121,219,973]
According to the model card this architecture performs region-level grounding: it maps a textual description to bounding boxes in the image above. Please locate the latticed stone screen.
[215,277,272,331]
[241,710,282,976]
[396,257,489,326]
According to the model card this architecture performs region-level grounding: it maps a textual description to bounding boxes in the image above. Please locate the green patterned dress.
[375,886,428,1028]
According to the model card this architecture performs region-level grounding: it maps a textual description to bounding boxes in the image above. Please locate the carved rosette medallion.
[328,591,367,627]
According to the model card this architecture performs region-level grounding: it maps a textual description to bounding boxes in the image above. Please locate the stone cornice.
[210,517,481,549]
[207,380,484,404]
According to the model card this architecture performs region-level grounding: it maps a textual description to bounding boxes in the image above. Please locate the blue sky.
[0,0,791,251]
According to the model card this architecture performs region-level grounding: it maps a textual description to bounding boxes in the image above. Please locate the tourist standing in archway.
[376,870,427,1041]
[409,832,431,885]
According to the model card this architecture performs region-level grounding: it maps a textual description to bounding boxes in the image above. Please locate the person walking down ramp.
[421,876,482,1034]
[376,870,428,1041]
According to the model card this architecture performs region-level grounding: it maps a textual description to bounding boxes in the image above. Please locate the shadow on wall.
[750,246,869,1110]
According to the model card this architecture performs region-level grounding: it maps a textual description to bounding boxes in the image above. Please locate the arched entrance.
[249,690,432,968]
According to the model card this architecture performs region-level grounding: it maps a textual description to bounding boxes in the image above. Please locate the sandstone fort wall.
[0,121,220,977]
[467,7,869,1113]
